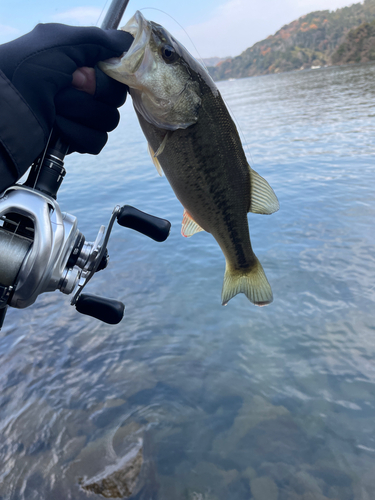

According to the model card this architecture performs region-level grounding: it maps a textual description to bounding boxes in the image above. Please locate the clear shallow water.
[1,62,375,500]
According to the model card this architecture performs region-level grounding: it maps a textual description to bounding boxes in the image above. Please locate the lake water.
[1,62,375,500]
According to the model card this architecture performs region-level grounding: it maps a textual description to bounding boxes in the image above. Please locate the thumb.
[72,67,96,95]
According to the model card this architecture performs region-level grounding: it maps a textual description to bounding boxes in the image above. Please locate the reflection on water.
[1,62,375,499]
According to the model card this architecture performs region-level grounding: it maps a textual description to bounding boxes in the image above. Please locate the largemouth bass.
[100,11,279,306]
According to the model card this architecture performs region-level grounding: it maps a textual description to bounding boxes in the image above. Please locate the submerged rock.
[250,476,279,500]
[301,493,330,500]
[289,471,324,496]
[258,461,296,483]
[278,488,302,500]
[353,465,375,500]
[328,485,352,500]
[189,493,219,500]
[242,466,257,481]
[212,395,290,457]
[80,442,143,498]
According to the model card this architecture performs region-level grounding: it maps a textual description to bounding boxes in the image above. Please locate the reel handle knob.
[117,205,171,242]
[75,294,125,324]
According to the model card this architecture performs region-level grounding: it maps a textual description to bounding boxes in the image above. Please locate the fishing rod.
[0,0,171,330]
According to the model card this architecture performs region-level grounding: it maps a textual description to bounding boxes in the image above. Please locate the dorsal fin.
[148,143,163,176]
[181,209,205,237]
[249,166,279,214]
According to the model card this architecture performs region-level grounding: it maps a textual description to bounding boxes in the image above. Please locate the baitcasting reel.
[0,138,171,330]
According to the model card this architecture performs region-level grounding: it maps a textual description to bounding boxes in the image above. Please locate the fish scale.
[137,93,252,268]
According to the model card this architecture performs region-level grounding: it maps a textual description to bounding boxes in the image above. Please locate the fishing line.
[139,7,209,69]
[112,6,256,169]
[140,7,255,166]
[31,128,54,190]
[96,0,110,26]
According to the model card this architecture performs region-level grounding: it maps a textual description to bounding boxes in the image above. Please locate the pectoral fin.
[154,132,170,157]
[181,210,205,237]
[249,166,279,214]
[148,143,163,176]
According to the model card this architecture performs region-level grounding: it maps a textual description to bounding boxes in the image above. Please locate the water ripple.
[1,62,375,499]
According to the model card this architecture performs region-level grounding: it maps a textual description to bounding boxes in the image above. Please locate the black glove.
[0,23,133,155]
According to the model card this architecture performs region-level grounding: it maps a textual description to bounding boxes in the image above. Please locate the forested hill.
[208,0,375,81]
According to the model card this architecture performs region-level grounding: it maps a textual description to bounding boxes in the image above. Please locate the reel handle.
[117,205,171,242]
[75,293,125,324]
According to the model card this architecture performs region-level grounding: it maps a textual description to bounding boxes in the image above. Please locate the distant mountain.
[208,0,375,81]
[201,57,229,68]
[332,19,375,63]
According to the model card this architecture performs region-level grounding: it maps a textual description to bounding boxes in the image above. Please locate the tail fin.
[221,256,273,306]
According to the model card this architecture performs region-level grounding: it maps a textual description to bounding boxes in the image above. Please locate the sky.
[0,0,361,58]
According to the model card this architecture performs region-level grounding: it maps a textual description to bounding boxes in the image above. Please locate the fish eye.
[161,44,178,63]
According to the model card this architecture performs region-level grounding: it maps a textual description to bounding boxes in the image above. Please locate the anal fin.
[181,209,205,238]
[249,166,279,214]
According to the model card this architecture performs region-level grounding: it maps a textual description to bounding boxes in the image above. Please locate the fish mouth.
[122,9,145,39]
[100,11,150,77]
[101,11,201,130]
[114,11,150,75]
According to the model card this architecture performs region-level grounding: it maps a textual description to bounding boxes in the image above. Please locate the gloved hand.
[0,23,133,155]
